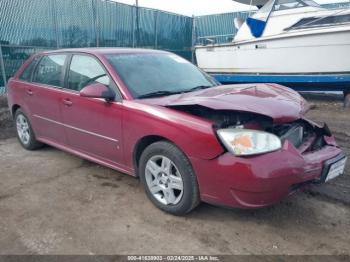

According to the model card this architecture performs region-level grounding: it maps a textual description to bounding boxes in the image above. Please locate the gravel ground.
[0,96,15,140]
[304,95,350,204]
[0,94,349,255]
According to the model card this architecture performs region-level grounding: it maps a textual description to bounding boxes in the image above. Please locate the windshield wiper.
[184,85,214,93]
[138,90,181,99]
[138,85,215,99]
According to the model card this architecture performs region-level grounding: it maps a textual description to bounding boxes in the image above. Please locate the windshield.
[106,53,218,98]
[274,0,320,11]
[255,0,319,16]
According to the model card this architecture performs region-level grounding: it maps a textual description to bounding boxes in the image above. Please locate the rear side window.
[33,55,67,87]
[67,55,110,91]
[19,56,40,82]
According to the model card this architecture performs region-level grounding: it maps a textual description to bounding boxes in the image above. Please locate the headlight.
[217,129,282,156]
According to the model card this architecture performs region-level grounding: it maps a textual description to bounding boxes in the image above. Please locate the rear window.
[19,56,40,82]
[32,54,67,87]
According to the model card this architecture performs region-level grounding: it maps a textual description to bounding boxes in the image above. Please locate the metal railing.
[193,2,350,48]
[196,34,236,46]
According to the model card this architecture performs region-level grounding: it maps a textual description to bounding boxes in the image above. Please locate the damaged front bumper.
[189,124,345,208]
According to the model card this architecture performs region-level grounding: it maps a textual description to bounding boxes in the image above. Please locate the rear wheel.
[15,109,43,150]
[139,141,200,215]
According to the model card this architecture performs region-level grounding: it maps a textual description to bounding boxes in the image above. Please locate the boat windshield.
[255,0,320,18]
[247,0,320,37]
[286,13,350,30]
[273,0,320,11]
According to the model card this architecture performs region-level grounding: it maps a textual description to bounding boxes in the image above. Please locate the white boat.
[195,0,350,93]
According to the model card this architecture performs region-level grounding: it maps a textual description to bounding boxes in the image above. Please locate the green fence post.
[154,10,158,49]
[92,0,99,47]
[0,44,7,90]
[191,15,196,64]
[136,0,140,47]
[51,0,60,48]
[132,5,136,47]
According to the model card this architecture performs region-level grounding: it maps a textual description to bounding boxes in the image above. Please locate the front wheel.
[139,141,200,215]
[15,109,43,150]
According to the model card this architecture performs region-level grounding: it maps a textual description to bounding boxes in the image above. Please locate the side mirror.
[79,83,115,101]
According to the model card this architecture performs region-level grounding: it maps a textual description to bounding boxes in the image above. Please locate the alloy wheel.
[145,155,184,205]
[16,114,30,145]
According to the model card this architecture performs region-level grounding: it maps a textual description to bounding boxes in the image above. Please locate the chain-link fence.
[194,11,250,46]
[0,0,194,94]
[1,0,350,95]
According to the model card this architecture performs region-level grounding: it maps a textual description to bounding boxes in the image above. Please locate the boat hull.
[195,28,350,91]
[212,73,350,91]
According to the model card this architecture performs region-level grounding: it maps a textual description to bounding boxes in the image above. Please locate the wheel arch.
[11,104,21,119]
[133,135,174,176]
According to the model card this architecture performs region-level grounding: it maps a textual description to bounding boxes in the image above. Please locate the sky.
[113,0,347,16]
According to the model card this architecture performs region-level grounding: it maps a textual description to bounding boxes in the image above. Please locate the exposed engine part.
[168,105,331,153]
[281,124,304,148]
[167,105,272,129]
[267,121,311,148]
[267,120,330,152]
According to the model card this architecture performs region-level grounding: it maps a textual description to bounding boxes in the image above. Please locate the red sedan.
[7,48,347,215]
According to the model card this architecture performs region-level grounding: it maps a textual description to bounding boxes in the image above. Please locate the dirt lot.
[0,96,14,140]
[305,95,350,204]
[0,94,349,255]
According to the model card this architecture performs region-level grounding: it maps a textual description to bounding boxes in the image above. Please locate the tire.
[139,141,200,215]
[14,109,43,150]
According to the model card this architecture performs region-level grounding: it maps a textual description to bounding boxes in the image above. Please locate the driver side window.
[67,55,110,91]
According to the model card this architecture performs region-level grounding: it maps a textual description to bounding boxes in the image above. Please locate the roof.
[41,47,169,55]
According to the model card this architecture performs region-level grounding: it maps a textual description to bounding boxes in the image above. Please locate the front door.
[60,54,124,166]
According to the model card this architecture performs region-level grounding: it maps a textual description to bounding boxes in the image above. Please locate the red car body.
[7,48,345,209]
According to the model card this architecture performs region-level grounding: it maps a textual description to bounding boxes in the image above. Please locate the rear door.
[60,54,124,166]
[24,54,67,144]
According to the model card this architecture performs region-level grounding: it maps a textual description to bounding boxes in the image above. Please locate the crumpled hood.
[138,84,309,123]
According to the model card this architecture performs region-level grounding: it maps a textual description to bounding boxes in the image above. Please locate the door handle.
[63,98,73,107]
[26,89,33,96]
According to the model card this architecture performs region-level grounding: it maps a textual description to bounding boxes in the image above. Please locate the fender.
[121,100,225,169]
